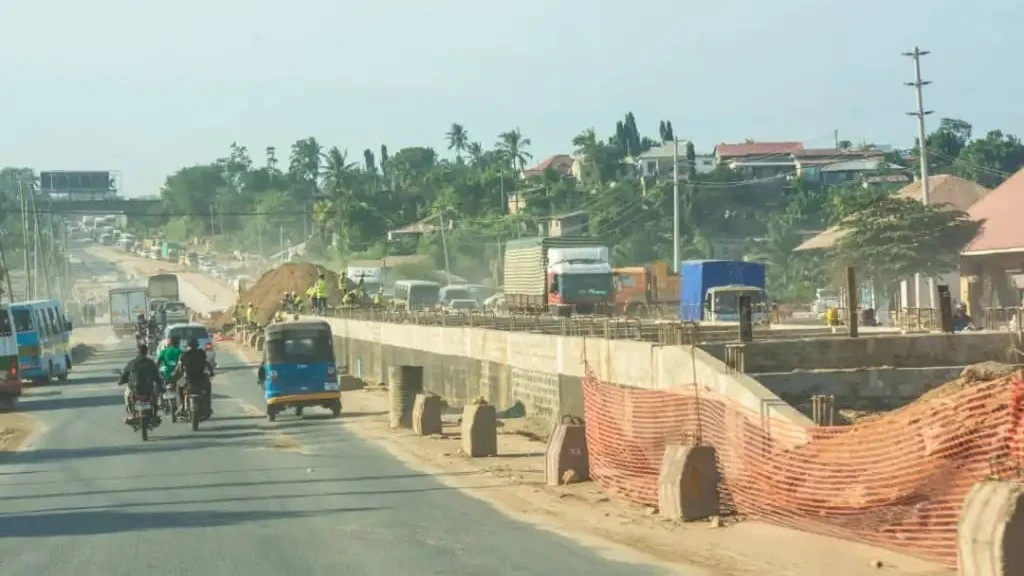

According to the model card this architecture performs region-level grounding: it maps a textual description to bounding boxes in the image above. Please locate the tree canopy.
[2,115,1023,304]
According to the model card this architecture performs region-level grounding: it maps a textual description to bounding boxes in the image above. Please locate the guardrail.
[313,307,883,346]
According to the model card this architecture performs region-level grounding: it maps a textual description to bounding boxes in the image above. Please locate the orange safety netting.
[581,361,1024,568]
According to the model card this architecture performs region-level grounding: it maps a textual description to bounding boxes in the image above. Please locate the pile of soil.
[212,262,348,329]
[918,361,1019,403]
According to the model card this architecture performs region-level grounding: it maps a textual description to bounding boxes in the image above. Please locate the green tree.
[446,123,469,162]
[495,129,532,172]
[829,195,981,287]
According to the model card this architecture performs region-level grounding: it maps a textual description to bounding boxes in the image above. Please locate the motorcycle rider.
[147,313,162,346]
[135,313,148,342]
[171,338,215,419]
[117,343,162,426]
[157,335,183,405]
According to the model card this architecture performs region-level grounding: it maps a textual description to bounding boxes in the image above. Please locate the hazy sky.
[1,0,1021,196]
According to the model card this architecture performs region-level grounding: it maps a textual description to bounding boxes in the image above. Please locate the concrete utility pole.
[18,181,32,299]
[904,46,935,309]
[672,138,680,274]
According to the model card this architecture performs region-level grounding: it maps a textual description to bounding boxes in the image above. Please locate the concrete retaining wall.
[702,332,1015,372]
[318,317,812,429]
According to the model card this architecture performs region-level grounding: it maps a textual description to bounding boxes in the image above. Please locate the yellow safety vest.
[314,279,327,298]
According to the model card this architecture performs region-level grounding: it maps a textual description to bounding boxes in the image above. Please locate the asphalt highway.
[0,253,677,576]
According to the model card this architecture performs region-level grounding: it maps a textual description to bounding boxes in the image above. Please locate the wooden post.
[846,266,858,338]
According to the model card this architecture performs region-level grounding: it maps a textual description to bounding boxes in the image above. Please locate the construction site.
[192,256,1019,572]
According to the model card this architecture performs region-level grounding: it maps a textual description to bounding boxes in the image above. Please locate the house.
[713,141,804,179]
[791,148,892,184]
[387,213,454,241]
[959,167,1024,316]
[546,210,589,237]
[634,142,715,179]
[521,155,575,180]
[794,174,992,309]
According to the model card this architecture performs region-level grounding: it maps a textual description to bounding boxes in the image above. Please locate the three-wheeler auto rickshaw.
[258,320,341,421]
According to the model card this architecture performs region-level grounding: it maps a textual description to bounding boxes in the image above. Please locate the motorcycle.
[133,393,155,441]
[160,379,179,423]
[179,383,210,431]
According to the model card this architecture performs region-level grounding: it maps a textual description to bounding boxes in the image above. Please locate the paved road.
[0,340,675,575]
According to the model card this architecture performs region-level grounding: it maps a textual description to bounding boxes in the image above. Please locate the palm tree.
[495,129,533,173]
[288,137,323,200]
[322,147,357,197]
[312,199,335,244]
[466,142,484,166]
[446,124,469,162]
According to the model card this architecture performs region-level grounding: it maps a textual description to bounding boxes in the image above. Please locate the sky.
[0,0,1021,197]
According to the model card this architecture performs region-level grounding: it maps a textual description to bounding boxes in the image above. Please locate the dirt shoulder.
[0,413,41,453]
[225,341,952,576]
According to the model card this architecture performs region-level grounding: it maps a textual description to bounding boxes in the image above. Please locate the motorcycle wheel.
[170,399,178,423]
[140,415,148,441]
[190,399,199,431]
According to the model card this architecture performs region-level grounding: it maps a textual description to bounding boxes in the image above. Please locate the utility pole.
[438,213,451,286]
[0,227,14,303]
[18,181,32,300]
[904,46,935,309]
[672,138,680,274]
[28,187,51,299]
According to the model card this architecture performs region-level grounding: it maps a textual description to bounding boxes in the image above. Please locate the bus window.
[0,310,12,337]
[12,309,33,333]
[35,310,48,336]
[46,308,59,334]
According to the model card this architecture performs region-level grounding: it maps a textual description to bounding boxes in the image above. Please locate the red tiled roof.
[523,154,574,177]
[794,148,883,159]
[714,142,803,158]
[963,168,1024,254]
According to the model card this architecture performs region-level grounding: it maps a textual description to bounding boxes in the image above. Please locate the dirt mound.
[212,262,347,329]
[918,361,1019,403]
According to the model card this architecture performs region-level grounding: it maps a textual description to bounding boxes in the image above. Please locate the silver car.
[162,301,190,325]
[158,323,217,367]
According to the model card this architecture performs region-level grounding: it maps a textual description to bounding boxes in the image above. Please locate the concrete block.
[957,480,1024,576]
[461,403,497,457]
[248,333,259,348]
[255,336,265,351]
[545,417,589,486]
[412,392,443,436]
[657,443,720,521]
[338,375,365,391]
[388,365,423,429]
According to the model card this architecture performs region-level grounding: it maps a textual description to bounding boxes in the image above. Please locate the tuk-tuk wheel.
[330,400,341,418]
[266,407,276,422]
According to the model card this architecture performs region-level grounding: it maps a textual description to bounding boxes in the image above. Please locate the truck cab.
[547,260,613,314]
[612,261,680,317]
[703,285,768,324]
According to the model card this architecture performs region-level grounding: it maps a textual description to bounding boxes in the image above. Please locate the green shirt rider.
[157,336,183,382]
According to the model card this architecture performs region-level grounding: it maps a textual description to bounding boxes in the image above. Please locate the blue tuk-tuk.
[259,321,341,421]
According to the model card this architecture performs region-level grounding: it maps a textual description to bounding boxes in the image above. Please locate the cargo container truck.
[612,261,680,317]
[502,236,613,315]
[678,260,768,324]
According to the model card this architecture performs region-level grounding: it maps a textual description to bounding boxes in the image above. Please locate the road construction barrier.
[957,480,1024,576]
[411,392,443,436]
[388,365,423,429]
[581,360,1024,569]
[461,401,497,457]
[657,443,720,521]
[545,416,589,486]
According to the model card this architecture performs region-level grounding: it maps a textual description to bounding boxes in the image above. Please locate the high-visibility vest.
[314,279,327,298]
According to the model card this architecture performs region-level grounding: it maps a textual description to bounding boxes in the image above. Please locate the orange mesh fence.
[582,362,1024,568]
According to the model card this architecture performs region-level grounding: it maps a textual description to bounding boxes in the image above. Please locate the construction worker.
[338,271,349,293]
[292,292,303,313]
[314,273,328,315]
[245,302,255,328]
[372,289,383,309]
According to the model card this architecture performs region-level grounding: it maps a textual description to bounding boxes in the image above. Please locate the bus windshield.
[12,310,33,333]
[712,290,765,315]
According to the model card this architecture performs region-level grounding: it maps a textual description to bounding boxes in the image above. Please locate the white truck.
[109,287,150,338]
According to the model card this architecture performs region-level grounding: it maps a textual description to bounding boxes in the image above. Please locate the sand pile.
[213,262,349,328]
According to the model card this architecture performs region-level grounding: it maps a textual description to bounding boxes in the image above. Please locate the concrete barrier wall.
[702,332,1016,372]
[319,317,812,428]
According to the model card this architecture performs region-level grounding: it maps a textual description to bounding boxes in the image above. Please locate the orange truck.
[612,261,680,316]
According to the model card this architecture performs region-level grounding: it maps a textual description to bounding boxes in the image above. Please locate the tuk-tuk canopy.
[264,321,334,364]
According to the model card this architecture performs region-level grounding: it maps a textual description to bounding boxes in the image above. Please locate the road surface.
[0,251,675,576]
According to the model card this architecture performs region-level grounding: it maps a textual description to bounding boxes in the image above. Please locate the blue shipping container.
[678,260,767,321]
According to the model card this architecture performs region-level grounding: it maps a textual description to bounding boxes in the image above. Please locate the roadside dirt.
[0,413,39,452]
[226,341,953,576]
